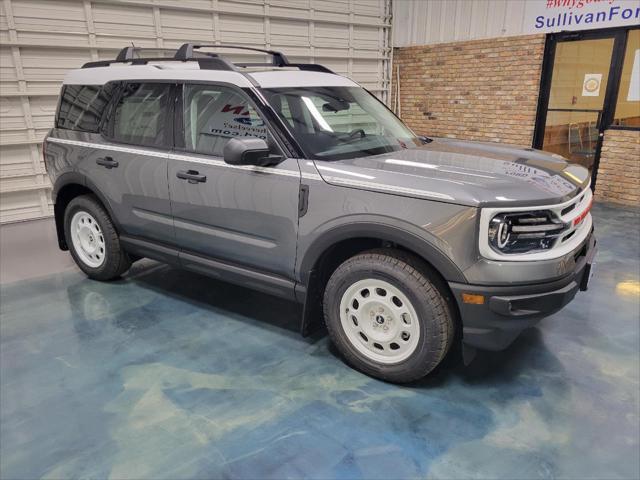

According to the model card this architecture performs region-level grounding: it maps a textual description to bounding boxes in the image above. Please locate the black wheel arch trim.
[51,171,85,202]
[53,171,123,250]
[298,220,467,285]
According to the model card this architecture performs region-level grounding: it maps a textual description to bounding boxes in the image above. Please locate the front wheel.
[323,249,455,383]
[64,195,131,281]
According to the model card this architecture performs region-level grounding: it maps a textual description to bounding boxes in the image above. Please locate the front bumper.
[449,231,597,351]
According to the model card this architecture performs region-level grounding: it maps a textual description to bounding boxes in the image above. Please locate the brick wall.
[392,34,546,146]
[595,129,640,208]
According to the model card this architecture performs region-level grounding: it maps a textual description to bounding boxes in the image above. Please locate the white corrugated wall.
[392,0,532,47]
[0,0,392,223]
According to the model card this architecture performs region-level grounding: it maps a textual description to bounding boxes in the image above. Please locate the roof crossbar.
[115,46,136,61]
[174,43,290,66]
[82,46,177,68]
[115,46,176,61]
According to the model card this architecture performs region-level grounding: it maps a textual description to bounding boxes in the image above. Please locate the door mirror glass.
[223,137,282,166]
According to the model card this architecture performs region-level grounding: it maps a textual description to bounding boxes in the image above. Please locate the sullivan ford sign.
[525,0,640,33]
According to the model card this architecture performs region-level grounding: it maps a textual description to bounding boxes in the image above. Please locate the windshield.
[260,86,422,161]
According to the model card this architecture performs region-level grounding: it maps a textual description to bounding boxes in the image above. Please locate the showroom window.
[534,26,640,176]
[182,84,269,157]
[112,83,172,147]
[56,83,116,132]
[613,29,640,128]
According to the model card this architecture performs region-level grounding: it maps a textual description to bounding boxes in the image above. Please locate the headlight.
[487,210,566,254]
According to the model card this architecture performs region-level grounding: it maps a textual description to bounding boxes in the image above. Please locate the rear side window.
[112,83,171,147]
[56,84,116,132]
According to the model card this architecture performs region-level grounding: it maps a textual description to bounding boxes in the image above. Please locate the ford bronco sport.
[45,44,597,383]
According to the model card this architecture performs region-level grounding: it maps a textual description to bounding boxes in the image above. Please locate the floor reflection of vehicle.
[66,275,163,339]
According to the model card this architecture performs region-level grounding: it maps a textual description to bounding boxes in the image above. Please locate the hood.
[314,138,591,208]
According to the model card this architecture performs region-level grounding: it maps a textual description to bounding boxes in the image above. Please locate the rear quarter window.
[56,84,116,132]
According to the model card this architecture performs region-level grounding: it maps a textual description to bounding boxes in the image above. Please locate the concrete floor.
[0,203,638,479]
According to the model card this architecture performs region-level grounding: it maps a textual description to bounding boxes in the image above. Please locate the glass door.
[534,29,629,177]
[540,36,616,171]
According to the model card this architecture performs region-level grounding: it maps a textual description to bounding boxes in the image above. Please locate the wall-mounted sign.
[525,0,640,34]
[582,73,602,97]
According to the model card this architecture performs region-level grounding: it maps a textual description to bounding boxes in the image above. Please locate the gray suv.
[45,45,597,383]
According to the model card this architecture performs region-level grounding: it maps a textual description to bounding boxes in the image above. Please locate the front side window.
[56,84,116,132]
[261,86,421,161]
[112,83,171,147]
[183,84,270,156]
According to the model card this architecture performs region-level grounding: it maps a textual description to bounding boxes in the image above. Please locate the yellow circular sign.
[584,78,600,93]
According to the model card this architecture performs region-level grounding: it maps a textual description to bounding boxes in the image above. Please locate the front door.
[534,29,627,178]
[168,83,301,279]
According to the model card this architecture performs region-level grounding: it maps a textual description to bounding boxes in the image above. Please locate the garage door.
[0,0,392,223]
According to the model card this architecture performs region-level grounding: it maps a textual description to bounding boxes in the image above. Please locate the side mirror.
[223,137,283,167]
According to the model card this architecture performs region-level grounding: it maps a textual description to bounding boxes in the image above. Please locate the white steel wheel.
[70,211,106,268]
[339,278,421,364]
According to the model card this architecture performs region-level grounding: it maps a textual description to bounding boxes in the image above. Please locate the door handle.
[96,156,119,169]
[176,170,206,184]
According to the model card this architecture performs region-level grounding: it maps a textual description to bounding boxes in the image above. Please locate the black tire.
[64,194,131,281]
[323,248,455,383]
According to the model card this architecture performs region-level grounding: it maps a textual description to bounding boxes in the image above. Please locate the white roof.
[63,63,358,89]
[248,70,357,88]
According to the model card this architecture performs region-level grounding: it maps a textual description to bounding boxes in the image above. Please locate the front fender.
[298,216,468,285]
[295,216,469,336]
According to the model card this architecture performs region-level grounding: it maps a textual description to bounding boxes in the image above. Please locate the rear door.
[168,83,301,279]
[94,81,175,244]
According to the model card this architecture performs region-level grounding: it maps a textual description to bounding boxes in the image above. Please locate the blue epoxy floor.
[1,203,639,479]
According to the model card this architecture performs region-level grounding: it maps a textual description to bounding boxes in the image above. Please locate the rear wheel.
[323,249,454,383]
[64,195,131,281]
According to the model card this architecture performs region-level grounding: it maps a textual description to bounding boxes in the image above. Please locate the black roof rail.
[175,43,290,66]
[277,63,334,74]
[82,43,335,74]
